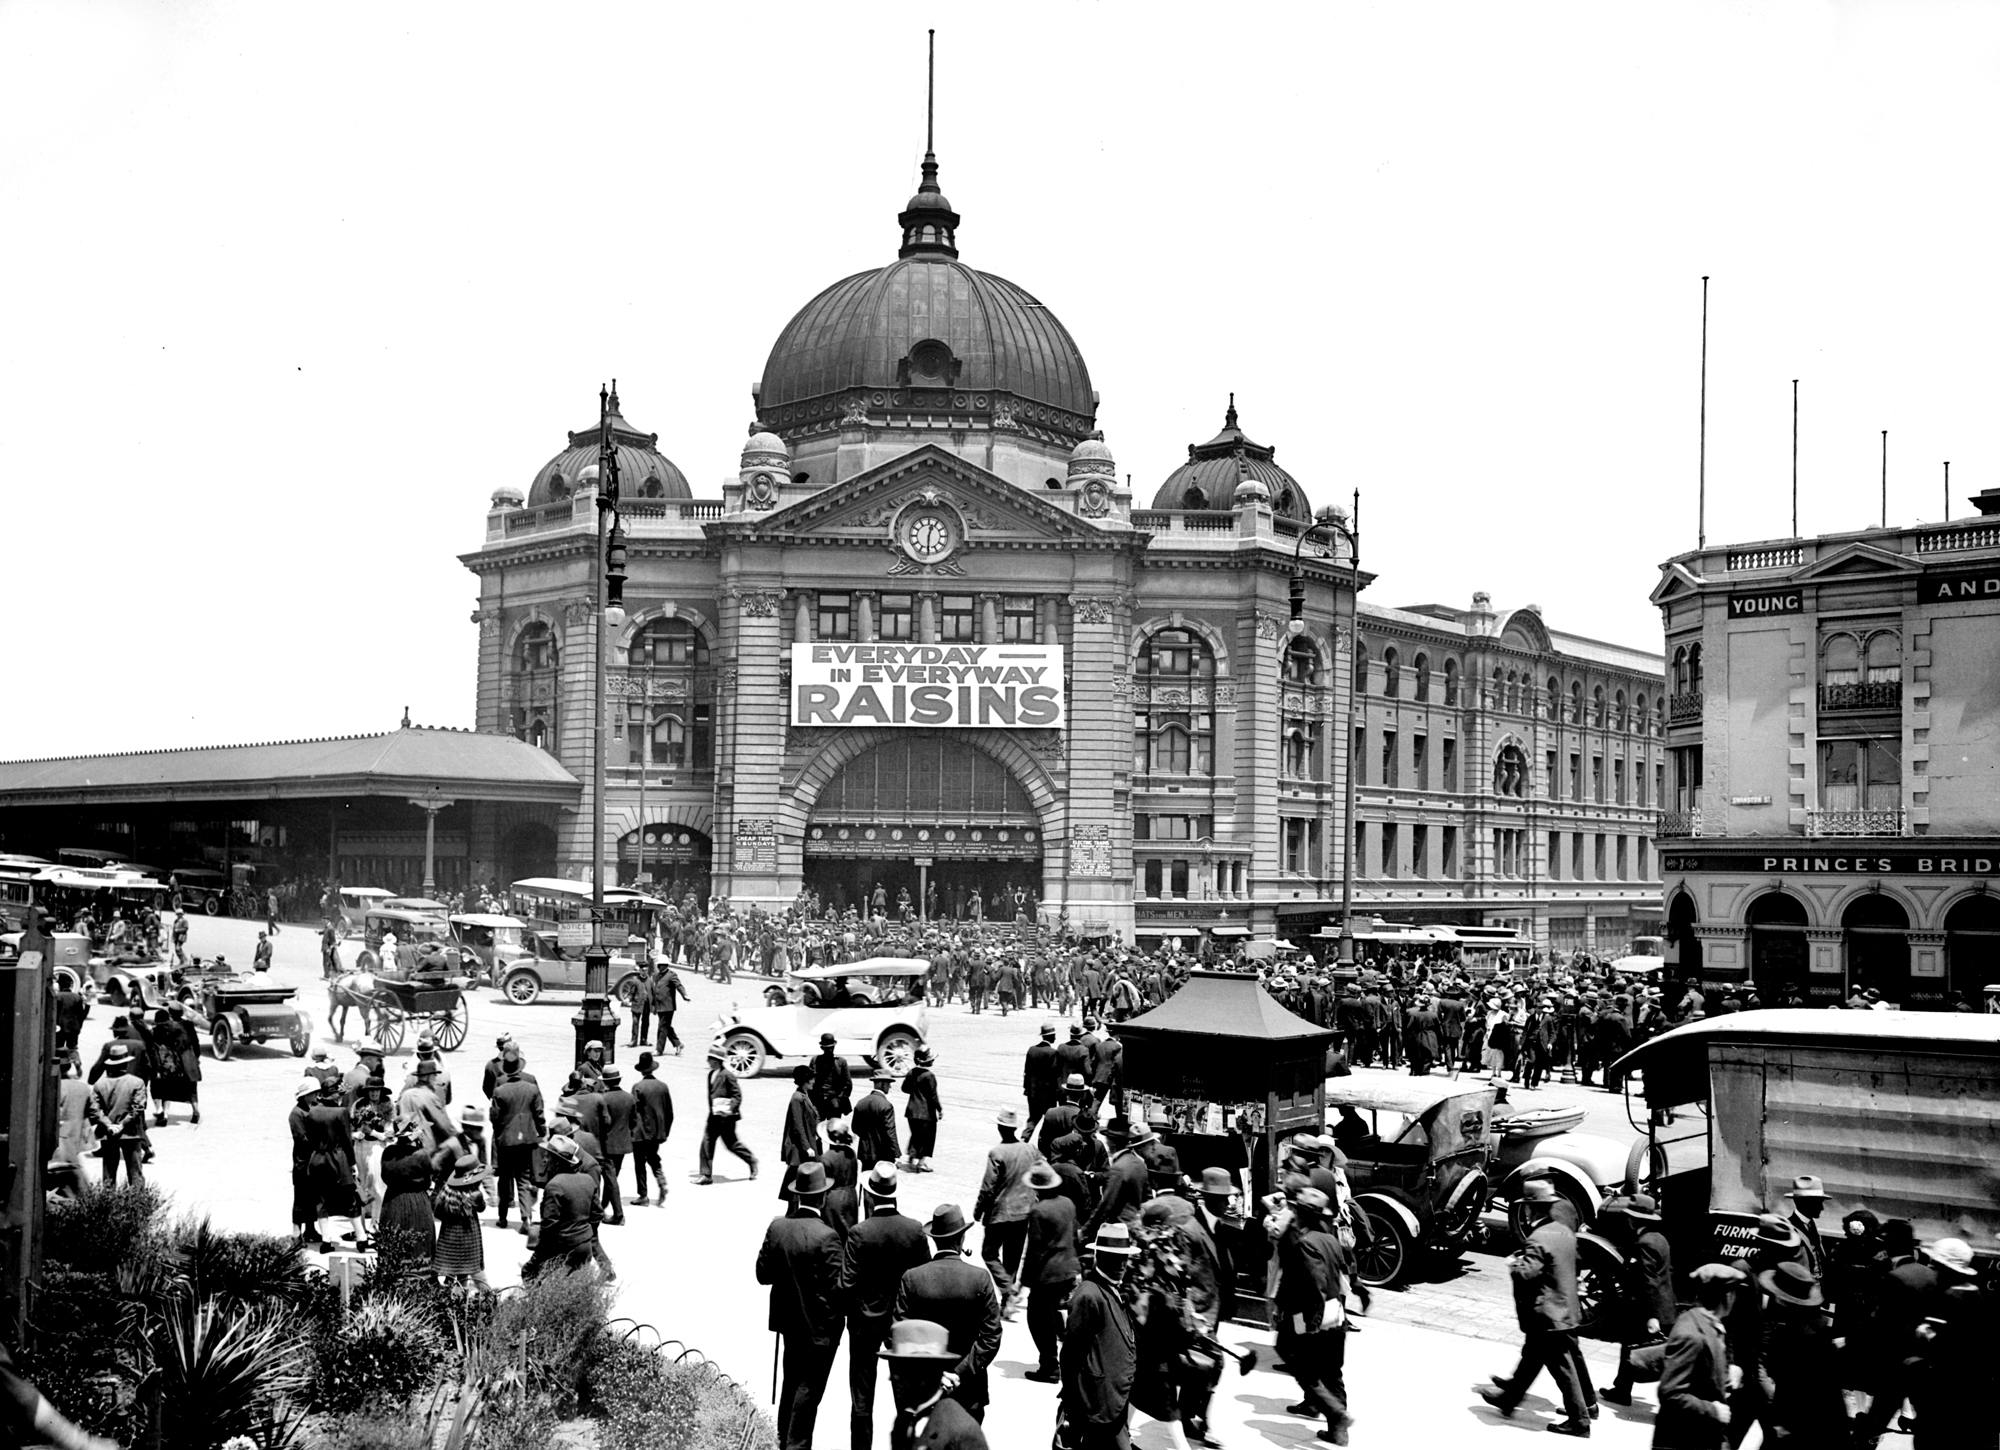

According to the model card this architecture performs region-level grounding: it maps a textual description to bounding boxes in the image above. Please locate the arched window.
[1570,680,1584,724]
[1546,676,1561,720]
[1135,628,1215,777]
[1634,693,1648,734]
[1821,634,1860,687]
[1282,638,1319,685]
[1413,653,1431,702]
[630,616,709,666]
[527,715,549,750]
[1506,671,1520,713]
[1593,685,1607,728]
[1382,648,1400,698]
[1614,689,1627,731]
[1443,658,1460,706]
[1285,727,1312,777]
[1182,486,1208,510]
[651,713,686,768]
[1672,647,1688,693]
[514,622,558,673]
[1688,643,1703,690]
[1492,668,1504,708]
[1864,632,1901,683]
[1353,644,1370,694]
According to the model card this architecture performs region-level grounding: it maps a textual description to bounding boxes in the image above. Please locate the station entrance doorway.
[802,737,1044,922]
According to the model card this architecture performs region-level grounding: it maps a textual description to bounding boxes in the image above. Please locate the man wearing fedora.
[1601,1193,1675,1408]
[756,1160,844,1450]
[1907,1236,1995,1449]
[1021,1162,1080,1383]
[699,1041,759,1184]
[590,1063,635,1226]
[1481,1178,1591,1436]
[1654,1262,1743,1449]
[880,1319,990,1450]
[1024,1022,1061,1131]
[1781,1175,1828,1281]
[488,1044,544,1231]
[894,1204,1004,1423]
[86,1043,149,1185]
[1276,1185,1355,1445]
[974,1108,1041,1316]
[1037,1073,1092,1159]
[1754,1257,1849,1442]
[854,1066,903,1169]
[630,1050,674,1206]
[1060,1222,1139,1449]
[842,1162,932,1450]
[1083,1118,1153,1241]
[524,1134,598,1280]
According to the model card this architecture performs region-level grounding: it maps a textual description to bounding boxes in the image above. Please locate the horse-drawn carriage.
[328,967,470,1053]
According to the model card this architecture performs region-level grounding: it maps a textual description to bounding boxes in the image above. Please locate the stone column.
[1236,607,1284,926]
[794,593,811,643]
[473,607,505,733]
[1041,598,1059,649]
[556,597,600,876]
[981,595,999,644]
[919,594,937,644]
[716,585,788,911]
[1066,592,1133,938]
[858,593,875,643]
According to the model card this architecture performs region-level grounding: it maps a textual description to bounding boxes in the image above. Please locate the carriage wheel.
[434,999,469,1051]
[375,1007,406,1053]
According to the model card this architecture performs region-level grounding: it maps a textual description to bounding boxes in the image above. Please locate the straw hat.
[878,1319,956,1360]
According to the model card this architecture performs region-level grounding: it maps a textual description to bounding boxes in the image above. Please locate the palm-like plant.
[149,1295,309,1450]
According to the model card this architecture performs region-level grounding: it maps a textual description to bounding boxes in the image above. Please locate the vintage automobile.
[353,909,469,977]
[195,968,313,1059]
[1485,1104,1637,1234]
[710,958,930,1079]
[337,886,397,937]
[448,912,530,987]
[1326,1076,1497,1287]
[171,866,233,916]
[489,929,641,1007]
[96,958,186,1012]
[1613,1009,2000,1274]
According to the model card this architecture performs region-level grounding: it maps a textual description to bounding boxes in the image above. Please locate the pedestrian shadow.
[1467,1390,1562,1431]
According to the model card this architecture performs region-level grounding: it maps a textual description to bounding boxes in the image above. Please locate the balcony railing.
[1668,691,1704,726]
[1726,545,1803,571]
[1658,809,1700,838]
[1916,522,2000,554]
[1818,681,1902,713]
[1806,808,1907,838]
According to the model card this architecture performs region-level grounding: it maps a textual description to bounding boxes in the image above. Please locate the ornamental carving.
[959,502,1001,531]
[840,399,870,427]
[1281,691,1313,716]
[1254,611,1283,642]
[472,608,501,637]
[1071,823,1114,877]
[503,678,558,707]
[1072,595,1120,625]
[606,673,694,701]
[1025,731,1066,758]
[787,726,836,749]
[1078,479,1113,517]
[718,663,739,691]
[992,401,1019,432]
[1152,687,1190,708]
[738,589,784,618]
[1110,674,1133,701]
[1215,683,1237,708]
[886,549,967,577]
[562,599,595,627]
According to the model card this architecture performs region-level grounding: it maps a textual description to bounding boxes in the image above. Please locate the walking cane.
[771,1333,780,1406]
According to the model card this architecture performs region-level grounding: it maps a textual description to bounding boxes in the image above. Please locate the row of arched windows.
[509,617,713,759]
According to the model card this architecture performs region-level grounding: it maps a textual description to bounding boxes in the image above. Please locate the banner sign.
[1727,588,1804,619]
[790,643,1064,729]
[1921,565,2000,604]
[1661,848,1999,876]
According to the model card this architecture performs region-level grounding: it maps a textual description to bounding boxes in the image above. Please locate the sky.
[5,0,2000,760]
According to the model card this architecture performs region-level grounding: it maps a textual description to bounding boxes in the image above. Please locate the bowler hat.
[791,1162,829,1198]
[820,1032,837,1046]
[878,1319,956,1360]
[1758,1260,1825,1307]
[1199,1167,1237,1197]
[926,1203,969,1239]
[1026,1164,1062,1192]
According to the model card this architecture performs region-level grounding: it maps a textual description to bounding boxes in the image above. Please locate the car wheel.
[210,1018,235,1061]
[723,1032,765,1078]
[613,973,641,1009]
[503,971,541,1006]
[1355,1203,1412,1288]
[203,896,220,916]
[875,1031,919,1075]
[289,1018,312,1056]
[1436,1170,1490,1248]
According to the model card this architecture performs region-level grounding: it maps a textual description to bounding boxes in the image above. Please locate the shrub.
[472,1400,563,1450]
[312,1411,436,1450]
[480,1265,612,1418]
[305,1294,446,1415]
[44,1180,169,1275]
[583,1335,699,1450]
[173,1217,309,1308]
[153,1295,310,1450]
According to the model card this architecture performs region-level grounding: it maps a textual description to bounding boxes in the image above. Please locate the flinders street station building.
[462,148,1667,951]
[0,146,1664,955]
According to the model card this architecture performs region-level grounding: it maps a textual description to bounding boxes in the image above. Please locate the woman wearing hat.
[902,1045,942,1173]
[377,1118,439,1263]
[432,1153,490,1293]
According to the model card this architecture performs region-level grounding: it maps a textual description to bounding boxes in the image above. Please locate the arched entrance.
[803,736,1044,921]
[1746,891,1808,1000]
[1943,893,2000,1006]
[618,825,711,902]
[1666,890,1702,981]
[1842,892,1910,1004]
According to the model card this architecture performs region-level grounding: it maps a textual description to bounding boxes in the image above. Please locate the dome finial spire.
[1226,392,1237,429]
[898,30,960,258]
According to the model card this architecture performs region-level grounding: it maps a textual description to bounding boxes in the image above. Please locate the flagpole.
[1791,379,1798,537]
[1943,461,1950,522]
[1698,277,1710,550]
[1881,431,1888,529]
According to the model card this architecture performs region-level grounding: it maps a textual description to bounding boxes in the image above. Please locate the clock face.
[906,513,953,560]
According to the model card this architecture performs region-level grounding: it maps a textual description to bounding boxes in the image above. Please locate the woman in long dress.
[901,1046,942,1172]
[147,1008,202,1125]
[376,1119,438,1263]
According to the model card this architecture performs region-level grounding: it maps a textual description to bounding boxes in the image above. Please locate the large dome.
[754,149,1096,446]
[525,389,689,506]
[1152,398,1311,521]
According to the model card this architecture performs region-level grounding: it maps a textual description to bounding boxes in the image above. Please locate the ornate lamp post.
[1288,495,1361,976]
[407,783,455,898]
[575,384,627,1066]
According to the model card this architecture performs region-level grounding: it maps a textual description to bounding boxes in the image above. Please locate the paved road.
[87,913,1693,1448]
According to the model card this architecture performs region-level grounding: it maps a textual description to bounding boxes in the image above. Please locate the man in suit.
[699,1042,759,1184]
[755,1162,845,1450]
[841,1163,932,1450]
[972,1109,1041,1316]
[1275,1186,1353,1444]
[1054,1026,1093,1096]
[1084,1122,1153,1239]
[810,1032,853,1123]
[893,1204,1004,1422]
[1060,1222,1139,1450]
[853,1067,902,1168]
[630,1051,673,1206]
[1089,1027,1125,1121]
[1036,1074,1091,1158]
[1019,1163,1079,1385]
[1023,1023,1060,1130]
[590,1065,635,1226]
[1601,1193,1676,1406]
[1653,1263,1741,1449]
[1480,1179,1591,1436]
[523,1134,597,1279]
[1189,1166,1241,1326]
[1781,1174,1828,1281]
[780,1064,823,1196]
[880,1319,990,1450]
[488,1049,545,1231]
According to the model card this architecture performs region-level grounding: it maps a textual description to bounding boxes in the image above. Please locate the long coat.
[1654,1306,1732,1449]
[1060,1272,1136,1427]
[895,1253,1004,1412]
[852,1088,901,1168]
[756,1207,845,1342]
[902,1067,942,1158]
[1511,1217,1581,1332]
[781,1089,822,1168]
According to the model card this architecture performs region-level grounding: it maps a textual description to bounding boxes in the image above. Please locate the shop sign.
[1921,565,2000,604]
[1661,848,1999,876]
[791,643,1064,729]
[1727,588,1804,619]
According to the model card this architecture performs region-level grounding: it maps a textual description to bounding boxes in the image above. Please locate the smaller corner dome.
[490,484,525,509]
[1069,430,1114,465]
[1152,397,1311,520]
[526,390,690,505]
[741,421,789,465]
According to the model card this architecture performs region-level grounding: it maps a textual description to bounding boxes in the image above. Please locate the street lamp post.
[1288,494,1361,977]
[407,785,456,898]
[575,383,627,1067]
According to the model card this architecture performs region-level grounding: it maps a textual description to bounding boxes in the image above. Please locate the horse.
[327,971,379,1041]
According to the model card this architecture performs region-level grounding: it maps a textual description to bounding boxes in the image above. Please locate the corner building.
[463,146,1662,945]
[1651,493,2000,1007]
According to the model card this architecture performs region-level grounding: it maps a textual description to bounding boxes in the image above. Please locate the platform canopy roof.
[0,727,580,807]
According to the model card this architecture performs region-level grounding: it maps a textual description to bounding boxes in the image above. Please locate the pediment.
[1793,541,1920,581]
[721,445,1117,550]
[1648,562,1705,607]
